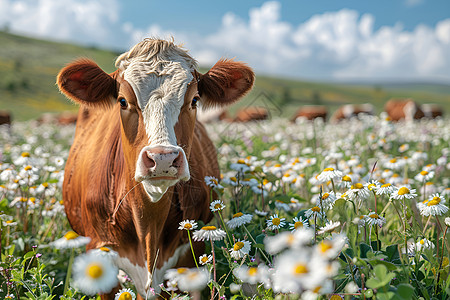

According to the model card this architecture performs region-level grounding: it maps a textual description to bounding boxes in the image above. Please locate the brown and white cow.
[234,106,268,122]
[384,98,424,121]
[421,103,444,119]
[291,105,327,122]
[330,103,375,122]
[57,39,254,298]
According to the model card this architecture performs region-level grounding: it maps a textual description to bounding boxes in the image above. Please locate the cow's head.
[57,39,254,202]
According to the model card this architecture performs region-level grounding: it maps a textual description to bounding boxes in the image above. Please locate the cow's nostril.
[144,151,156,169]
[171,152,182,168]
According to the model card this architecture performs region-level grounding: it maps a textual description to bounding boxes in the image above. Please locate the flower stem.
[63,248,74,295]
[210,239,216,300]
[218,211,233,246]
[243,225,271,264]
[187,230,199,269]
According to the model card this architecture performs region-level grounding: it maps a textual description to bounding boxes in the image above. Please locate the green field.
[0,30,449,121]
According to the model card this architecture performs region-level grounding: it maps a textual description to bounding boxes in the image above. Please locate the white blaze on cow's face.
[115,40,197,202]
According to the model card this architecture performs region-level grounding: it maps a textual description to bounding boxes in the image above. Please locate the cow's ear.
[198,59,254,109]
[57,59,118,108]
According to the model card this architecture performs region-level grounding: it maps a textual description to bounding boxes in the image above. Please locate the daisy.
[365,213,387,228]
[317,167,343,184]
[414,170,435,182]
[198,254,212,265]
[314,234,347,260]
[390,186,417,200]
[204,176,223,189]
[417,194,448,216]
[376,183,395,196]
[72,252,118,295]
[226,212,253,229]
[289,216,309,231]
[192,226,226,241]
[89,246,119,261]
[233,264,267,285]
[230,160,251,173]
[264,229,314,254]
[445,217,450,227]
[176,268,210,292]
[317,192,337,210]
[409,238,435,253]
[52,231,91,249]
[339,175,353,188]
[304,206,324,220]
[2,219,17,227]
[317,220,341,235]
[365,180,380,192]
[209,200,225,212]
[266,214,286,230]
[178,220,198,231]
[229,239,252,259]
[115,288,136,300]
[346,183,371,202]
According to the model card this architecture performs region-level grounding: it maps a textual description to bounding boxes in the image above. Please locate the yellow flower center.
[118,292,132,300]
[248,267,258,276]
[211,178,218,185]
[237,159,246,164]
[177,267,188,274]
[427,199,440,206]
[426,182,433,186]
[294,221,303,229]
[312,206,321,212]
[202,226,217,231]
[389,158,397,163]
[368,183,376,190]
[20,197,27,202]
[234,242,244,251]
[398,187,410,195]
[352,183,363,189]
[184,223,193,230]
[321,193,330,200]
[29,197,36,204]
[293,263,308,275]
[6,220,13,224]
[263,179,269,185]
[369,213,379,219]
[271,218,281,226]
[432,196,440,201]
[230,177,237,182]
[381,183,391,188]
[319,241,333,253]
[330,295,342,300]
[274,164,282,168]
[214,203,222,209]
[99,247,110,252]
[233,212,243,218]
[420,239,425,245]
[392,173,399,178]
[86,263,103,279]
[24,165,32,171]
[201,256,209,264]
[323,167,334,172]
[420,170,429,176]
[21,152,30,157]
[64,231,79,240]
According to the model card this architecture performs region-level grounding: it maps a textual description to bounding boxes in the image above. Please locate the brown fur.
[331,104,375,122]
[0,110,12,126]
[234,106,268,122]
[291,106,327,122]
[384,98,424,121]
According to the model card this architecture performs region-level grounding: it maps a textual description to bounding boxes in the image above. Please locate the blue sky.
[1,0,449,82]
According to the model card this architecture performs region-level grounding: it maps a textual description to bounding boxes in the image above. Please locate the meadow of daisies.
[0,114,449,299]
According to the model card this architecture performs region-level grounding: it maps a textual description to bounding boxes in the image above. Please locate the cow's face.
[57,39,254,202]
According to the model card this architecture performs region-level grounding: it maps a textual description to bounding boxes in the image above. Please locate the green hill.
[0,31,448,121]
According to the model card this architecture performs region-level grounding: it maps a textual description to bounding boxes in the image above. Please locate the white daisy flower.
[254,209,269,217]
[289,216,309,231]
[315,233,347,260]
[365,180,380,192]
[274,199,291,212]
[317,167,343,183]
[114,288,136,300]
[414,170,435,182]
[304,206,324,220]
[72,252,119,295]
[264,229,314,254]
[52,231,91,249]
[204,176,223,189]
[346,183,371,202]
[198,254,212,265]
[317,220,341,235]
[266,214,286,230]
[89,247,119,262]
[317,192,337,210]
[229,239,252,259]
[192,226,226,241]
[230,160,251,173]
[365,213,387,228]
[376,183,395,196]
[339,175,353,188]
[209,200,226,212]
[226,212,253,229]
[178,220,198,231]
[2,219,18,227]
[233,265,267,285]
[390,186,417,200]
[176,268,210,292]
[409,238,435,253]
[417,194,448,216]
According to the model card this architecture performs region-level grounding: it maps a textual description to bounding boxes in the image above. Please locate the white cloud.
[404,0,425,8]
[0,0,448,81]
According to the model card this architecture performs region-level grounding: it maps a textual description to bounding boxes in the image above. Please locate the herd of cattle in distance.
[0,98,444,128]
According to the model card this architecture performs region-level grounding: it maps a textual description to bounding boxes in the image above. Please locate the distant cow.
[384,99,424,121]
[56,111,78,125]
[234,106,268,122]
[0,110,11,126]
[291,105,327,122]
[197,106,232,123]
[331,103,375,122]
[421,104,444,119]
[57,38,254,298]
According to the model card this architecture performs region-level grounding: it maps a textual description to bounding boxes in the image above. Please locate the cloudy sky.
[1,0,449,82]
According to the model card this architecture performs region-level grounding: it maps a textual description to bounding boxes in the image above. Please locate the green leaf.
[360,242,372,258]
[23,250,35,260]
[396,283,414,300]
[371,240,381,251]
[374,264,388,279]
[368,259,398,271]
[384,244,401,264]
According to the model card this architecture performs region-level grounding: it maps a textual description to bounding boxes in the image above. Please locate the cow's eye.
[118,97,128,109]
[191,96,199,108]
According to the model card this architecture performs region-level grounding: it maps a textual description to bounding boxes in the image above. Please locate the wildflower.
[226,212,253,229]
[204,176,223,189]
[165,280,178,292]
[445,217,450,227]
[289,216,309,232]
[233,264,268,285]
[89,247,119,261]
[384,158,404,170]
[229,239,252,259]
[2,220,17,227]
[318,220,341,235]
[198,254,212,265]
[192,226,226,241]
[178,220,198,231]
[317,167,343,183]
[177,268,210,292]
[346,183,370,202]
[409,238,435,253]
[209,200,226,212]
[376,183,395,196]
[317,192,337,210]
[340,175,353,188]
[265,229,314,254]
[365,180,380,192]
[414,170,435,182]
[315,234,347,259]
[72,252,118,295]
[304,206,324,219]
[266,214,286,230]
[417,193,448,216]
[254,209,269,217]
[390,186,417,200]
[365,213,387,228]
[52,231,91,249]
[230,160,251,173]
[115,288,136,300]
[275,199,291,212]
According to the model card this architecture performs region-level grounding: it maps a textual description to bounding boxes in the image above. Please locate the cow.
[291,105,327,122]
[0,110,12,126]
[234,106,268,122]
[384,98,424,121]
[421,103,444,119]
[197,106,232,123]
[330,103,375,122]
[56,38,254,298]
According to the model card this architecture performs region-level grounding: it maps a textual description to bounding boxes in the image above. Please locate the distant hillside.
[0,31,448,121]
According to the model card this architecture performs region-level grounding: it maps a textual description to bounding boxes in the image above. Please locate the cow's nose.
[142,146,183,177]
